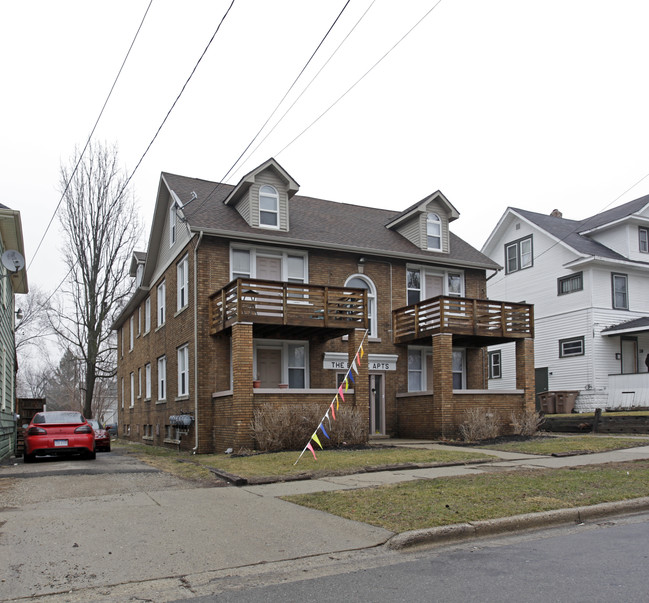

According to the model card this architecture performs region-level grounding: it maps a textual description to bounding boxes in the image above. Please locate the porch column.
[516,337,536,412]
[231,322,255,449]
[432,332,453,438]
[349,328,369,441]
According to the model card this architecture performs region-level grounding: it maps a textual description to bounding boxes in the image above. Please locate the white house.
[482,194,649,412]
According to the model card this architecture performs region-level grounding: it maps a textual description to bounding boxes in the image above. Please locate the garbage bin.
[555,390,578,414]
[538,391,556,414]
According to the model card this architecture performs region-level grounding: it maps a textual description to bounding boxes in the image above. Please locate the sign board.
[323,353,398,371]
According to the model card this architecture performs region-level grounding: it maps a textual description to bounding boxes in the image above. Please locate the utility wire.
[27,0,155,273]
[190,0,353,216]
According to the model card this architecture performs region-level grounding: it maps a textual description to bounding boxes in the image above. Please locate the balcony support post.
[349,328,369,442]
[432,332,453,438]
[516,337,536,412]
[230,322,255,450]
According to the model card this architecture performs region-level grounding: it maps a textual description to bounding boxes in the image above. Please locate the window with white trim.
[408,348,424,391]
[157,281,166,326]
[121,377,124,409]
[129,316,134,351]
[488,350,502,379]
[230,246,307,283]
[157,356,166,401]
[144,297,151,333]
[406,267,464,305]
[177,344,189,397]
[253,340,308,389]
[426,212,442,250]
[130,372,134,407]
[145,363,151,399]
[558,272,583,295]
[177,255,189,311]
[137,306,141,336]
[259,185,279,228]
[452,350,465,389]
[505,235,533,273]
[170,204,176,246]
[138,367,142,398]
[345,275,377,338]
[640,227,649,253]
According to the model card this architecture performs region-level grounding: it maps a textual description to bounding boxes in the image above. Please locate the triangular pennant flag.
[330,401,336,420]
[352,359,358,375]
[325,410,332,429]
[320,423,330,440]
[348,370,355,384]
[306,442,317,460]
[335,394,340,410]
[360,343,364,358]
[356,351,360,366]
[338,386,345,402]
[312,433,323,449]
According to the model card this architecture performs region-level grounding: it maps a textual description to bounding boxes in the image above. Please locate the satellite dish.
[2,250,25,273]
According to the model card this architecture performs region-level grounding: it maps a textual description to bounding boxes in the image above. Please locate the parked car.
[105,423,118,436]
[23,411,95,463]
[88,419,111,452]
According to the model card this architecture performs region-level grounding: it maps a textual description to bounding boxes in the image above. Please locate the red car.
[24,411,96,463]
[89,419,111,452]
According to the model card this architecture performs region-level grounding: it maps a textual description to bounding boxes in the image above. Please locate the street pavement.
[1,441,649,602]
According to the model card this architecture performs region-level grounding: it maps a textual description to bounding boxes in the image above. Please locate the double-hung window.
[177,255,189,311]
[406,267,464,305]
[145,363,151,399]
[612,273,628,310]
[640,227,649,253]
[505,236,533,273]
[129,316,134,351]
[259,185,279,228]
[157,356,166,401]
[130,373,134,407]
[170,204,176,246]
[230,246,307,284]
[177,344,189,397]
[144,297,151,333]
[488,350,502,379]
[426,213,442,250]
[157,281,166,326]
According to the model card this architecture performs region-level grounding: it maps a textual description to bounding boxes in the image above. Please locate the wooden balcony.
[393,296,534,345]
[209,278,368,339]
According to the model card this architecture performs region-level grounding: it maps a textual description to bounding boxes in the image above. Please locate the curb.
[387,496,649,550]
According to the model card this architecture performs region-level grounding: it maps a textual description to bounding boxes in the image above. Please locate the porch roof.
[602,317,649,336]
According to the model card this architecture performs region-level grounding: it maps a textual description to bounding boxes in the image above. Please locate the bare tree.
[53,141,141,419]
[15,286,53,355]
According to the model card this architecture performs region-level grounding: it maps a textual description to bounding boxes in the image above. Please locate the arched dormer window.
[427,212,442,250]
[346,275,377,338]
[259,185,279,228]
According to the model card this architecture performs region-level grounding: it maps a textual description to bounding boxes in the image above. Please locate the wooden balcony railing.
[209,278,367,335]
[392,296,533,344]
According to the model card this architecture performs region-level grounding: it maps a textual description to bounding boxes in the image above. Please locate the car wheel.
[24,453,35,464]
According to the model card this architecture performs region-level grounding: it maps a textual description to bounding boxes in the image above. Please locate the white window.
[177,344,189,397]
[408,348,424,391]
[137,306,141,335]
[129,316,134,351]
[157,356,167,401]
[406,267,464,304]
[640,227,649,253]
[505,236,533,273]
[253,340,307,388]
[121,377,124,409]
[259,185,279,228]
[559,337,585,358]
[136,263,144,287]
[144,297,151,333]
[145,363,151,399]
[426,213,442,250]
[157,281,166,326]
[489,351,502,379]
[138,367,142,398]
[170,204,176,246]
[452,350,465,389]
[130,372,135,407]
[230,246,307,283]
[177,255,189,311]
[345,275,377,338]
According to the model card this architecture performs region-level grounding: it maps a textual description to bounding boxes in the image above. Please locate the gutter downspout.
[192,230,204,453]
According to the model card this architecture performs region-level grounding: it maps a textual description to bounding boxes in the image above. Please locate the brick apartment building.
[113,158,535,453]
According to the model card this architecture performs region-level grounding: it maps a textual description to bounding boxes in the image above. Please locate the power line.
[190,0,353,216]
[27,0,155,273]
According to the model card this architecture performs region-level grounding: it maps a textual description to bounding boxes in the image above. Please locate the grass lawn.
[284,460,649,533]
[480,435,649,456]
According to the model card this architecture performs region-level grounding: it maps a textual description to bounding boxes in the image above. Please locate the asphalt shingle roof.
[162,172,499,269]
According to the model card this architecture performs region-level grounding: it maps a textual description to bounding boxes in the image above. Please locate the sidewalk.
[241,440,649,548]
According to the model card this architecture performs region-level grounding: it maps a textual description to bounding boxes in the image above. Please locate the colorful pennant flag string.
[294,329,369,465]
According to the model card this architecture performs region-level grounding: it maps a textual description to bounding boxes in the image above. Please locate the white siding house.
[482,197,649,412]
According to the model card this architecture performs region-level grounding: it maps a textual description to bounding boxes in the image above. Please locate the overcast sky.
[3,0,649,293]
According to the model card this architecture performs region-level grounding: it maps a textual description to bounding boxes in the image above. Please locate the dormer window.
[259,185,279,228]
[427,213,442,250]
[169,204,176,246]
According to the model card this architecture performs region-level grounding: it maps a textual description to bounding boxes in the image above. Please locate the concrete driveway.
[0,450,391,601]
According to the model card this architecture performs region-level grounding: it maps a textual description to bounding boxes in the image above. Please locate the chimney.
[550,209,563,218]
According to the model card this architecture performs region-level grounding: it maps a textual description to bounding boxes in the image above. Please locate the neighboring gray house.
[482,194,649,412]
[0,204,28,459]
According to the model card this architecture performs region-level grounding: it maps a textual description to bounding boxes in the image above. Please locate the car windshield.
[33,411,85,425]
[89,420,101,430]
